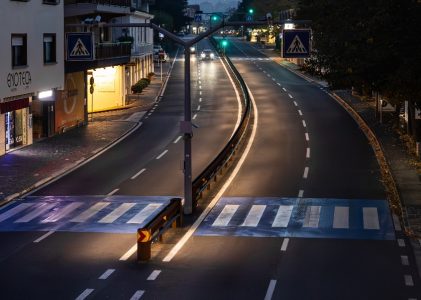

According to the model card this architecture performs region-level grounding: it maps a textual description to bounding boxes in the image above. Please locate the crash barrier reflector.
[137,198,182,261]
[192,37,252,209]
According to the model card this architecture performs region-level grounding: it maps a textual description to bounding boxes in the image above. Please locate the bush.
[131,79,148,93]
[140,77,150,84]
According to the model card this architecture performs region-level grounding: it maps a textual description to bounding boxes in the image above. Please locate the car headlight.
[210,53,215,59]
[201,53,206,58]
[190,47,195,52]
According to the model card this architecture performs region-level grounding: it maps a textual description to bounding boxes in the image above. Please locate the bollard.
[137,228,152,262]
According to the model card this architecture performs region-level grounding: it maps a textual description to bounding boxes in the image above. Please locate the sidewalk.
[0,71,166,205]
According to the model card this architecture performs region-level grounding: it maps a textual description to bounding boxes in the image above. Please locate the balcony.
[131,43,153,57]
[65,0,131,18]
[96,42,131,59]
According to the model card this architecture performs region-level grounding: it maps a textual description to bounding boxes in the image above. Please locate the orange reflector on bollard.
[137,229,151,243]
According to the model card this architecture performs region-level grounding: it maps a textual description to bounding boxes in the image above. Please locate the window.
[42,0,60,4]
[11,34,27,68]
[43,34,56,64]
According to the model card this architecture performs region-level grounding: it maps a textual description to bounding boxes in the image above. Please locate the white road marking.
[363,207,380,230]
[277,83,281,86]
[199,91,202,95]
[199,98,202,102]
[404,275,414,286]
[272,78,276,82]
[15,203,55,223]
[298,190,304,198]
[401,255,409,266]
[302,120,307,127]
[131,168,146,180]
[162,84,259,263]
[197,105,201,110]
[199,81,201,84]
[193,114,198,120]
[333,207,349,229]
[392,214,402,231]
[272,206,293,227]
[127,203,163,224]
[71,202,110,223]
[199,85,202,89]
[298,110,303,116]
[293,101,298,107]
[75,288,94,300]
[129,290,145,300]
[306,147,311,158]
[241,205,266,227]
[281,238,289,252]
[33,230,55,243]
[282,87,287,92]
[303,167,309,179]
[397,239,405,247]
[263,70,267,73]
[213,205,239,226]
[288,94,293,99]
[305,133,310,141]
[264,280,277,300]
[119,244,137,261]
[98,203,136,223]
[147,270,162,281]
[303,206,321,228]
[0,203,34,222]
[99,269,115,280]
[41,202,83,223]
[107,188,119,196]
[173,136,183,144]
[156,150,168,159]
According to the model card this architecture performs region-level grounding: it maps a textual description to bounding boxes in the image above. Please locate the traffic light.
[212,15,219,21]
[248,8,254,14]
[221,39,228,48]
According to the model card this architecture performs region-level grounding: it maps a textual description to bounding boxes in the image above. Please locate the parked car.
[200,49,215,60]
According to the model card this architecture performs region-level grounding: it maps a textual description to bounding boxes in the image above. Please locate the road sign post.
[282,29,311,58]
[137,228,152,261]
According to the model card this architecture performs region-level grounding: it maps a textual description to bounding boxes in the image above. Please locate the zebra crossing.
[0,196,172,233]
[195,197,395,240]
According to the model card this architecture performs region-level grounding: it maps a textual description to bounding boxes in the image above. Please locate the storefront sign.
[7,71,32,88]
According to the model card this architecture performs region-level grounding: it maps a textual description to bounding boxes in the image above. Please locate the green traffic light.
[221,39,228,47]
[248,8,254,14]
[212,15,218,21]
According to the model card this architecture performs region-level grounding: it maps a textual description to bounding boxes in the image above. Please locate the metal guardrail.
[137,198,182,261]
[191,36,252,208]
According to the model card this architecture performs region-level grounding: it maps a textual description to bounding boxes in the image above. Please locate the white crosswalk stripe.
[71,202,110,223]
[127,203,163,224]
[333,206,349,229]
[363,207,380,229]
[303,206,321,228]
[98,203,136,223]
[0,203,33,222]
[15,203,56,223]
[241,205,266,227]
[41,202,83,223]
[212,205,239,226]
[272,205,293,227]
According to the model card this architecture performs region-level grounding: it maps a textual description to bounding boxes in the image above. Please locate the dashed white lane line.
[199,80,201,84]
[281,238,289,252]
[404,275,414,286]
[288,94,293,99]
[199,91,202,95]
[33,230,55,243]
[277,83,281,86]
[199,85,202,89]
[397,239,406,247]
[131,168,146,180]
[298,190,304,197]
[306,148,311,158]
[75,288,94,300]
[173,136,182,144]
[298,110,303,116]
[147,270,162,281]
[193,114,198,120]
[119,244,137,261]
[199,98,202,102]
[303,167,309,179]
[293,101,298,107]
[156,150,168,160]
[107,188,119,196]
[99,269,115,280]
[264,280,277,300]
[393,214,402,231]
[129,290,145,300]
[282,87,287,92]
[305,133,310,141]
[197,105,201,110]
[401,255,409,266]
[302,120,307,127]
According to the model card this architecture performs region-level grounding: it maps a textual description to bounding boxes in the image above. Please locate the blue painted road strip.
[0,196,173,233]
[195,197,395,240]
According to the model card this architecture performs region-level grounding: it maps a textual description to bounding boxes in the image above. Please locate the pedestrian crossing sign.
[66,32,94,61]
[282,29,311,58]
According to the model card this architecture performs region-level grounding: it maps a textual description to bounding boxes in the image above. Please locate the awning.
[0,98,29,114]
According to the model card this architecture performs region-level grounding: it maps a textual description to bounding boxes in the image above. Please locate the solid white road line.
[305,133,310,141]
[241,205,266,227]
[303,167,309,179]
[162,84,259,263]
[306,147,311,158]
[401,255,409,266]
[99,269,115,280]
[264,280,277,300]
[288,94,293,99]
[33,230,55,243]
[75,288,94,300]
[131,168,146,180]
[404,275,414,286]
[107,188,119,196]
[333,207,349,229]
[212,205,239,226]
[302,120,307,127]
[298,190,304,198]
[15,203,55,223]
[98,203,136,224]
[192,114,198,120]
[303,206,321,228]
[156,150,168,160]
[173,136,182,144]
[363,207,380,230]
[272,206,293,227]
[127,203,163,224]
[397,239,405,247]
[147,270,162,281]
[71,202,110,223]
[129,290,145,300]
[281,238,289,252]
[119,244,137,261]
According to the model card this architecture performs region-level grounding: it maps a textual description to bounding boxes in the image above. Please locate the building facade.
[0,0,64,155]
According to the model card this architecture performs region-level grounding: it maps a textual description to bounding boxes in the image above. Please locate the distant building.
[0,0,64,156]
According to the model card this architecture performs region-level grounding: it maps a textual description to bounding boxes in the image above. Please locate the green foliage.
[131,78,150,94]
[150,0,188,32]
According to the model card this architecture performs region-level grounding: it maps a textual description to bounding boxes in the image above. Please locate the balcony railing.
[132,43,153,57]
[65,0,131,6]
[95,42,131,60]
